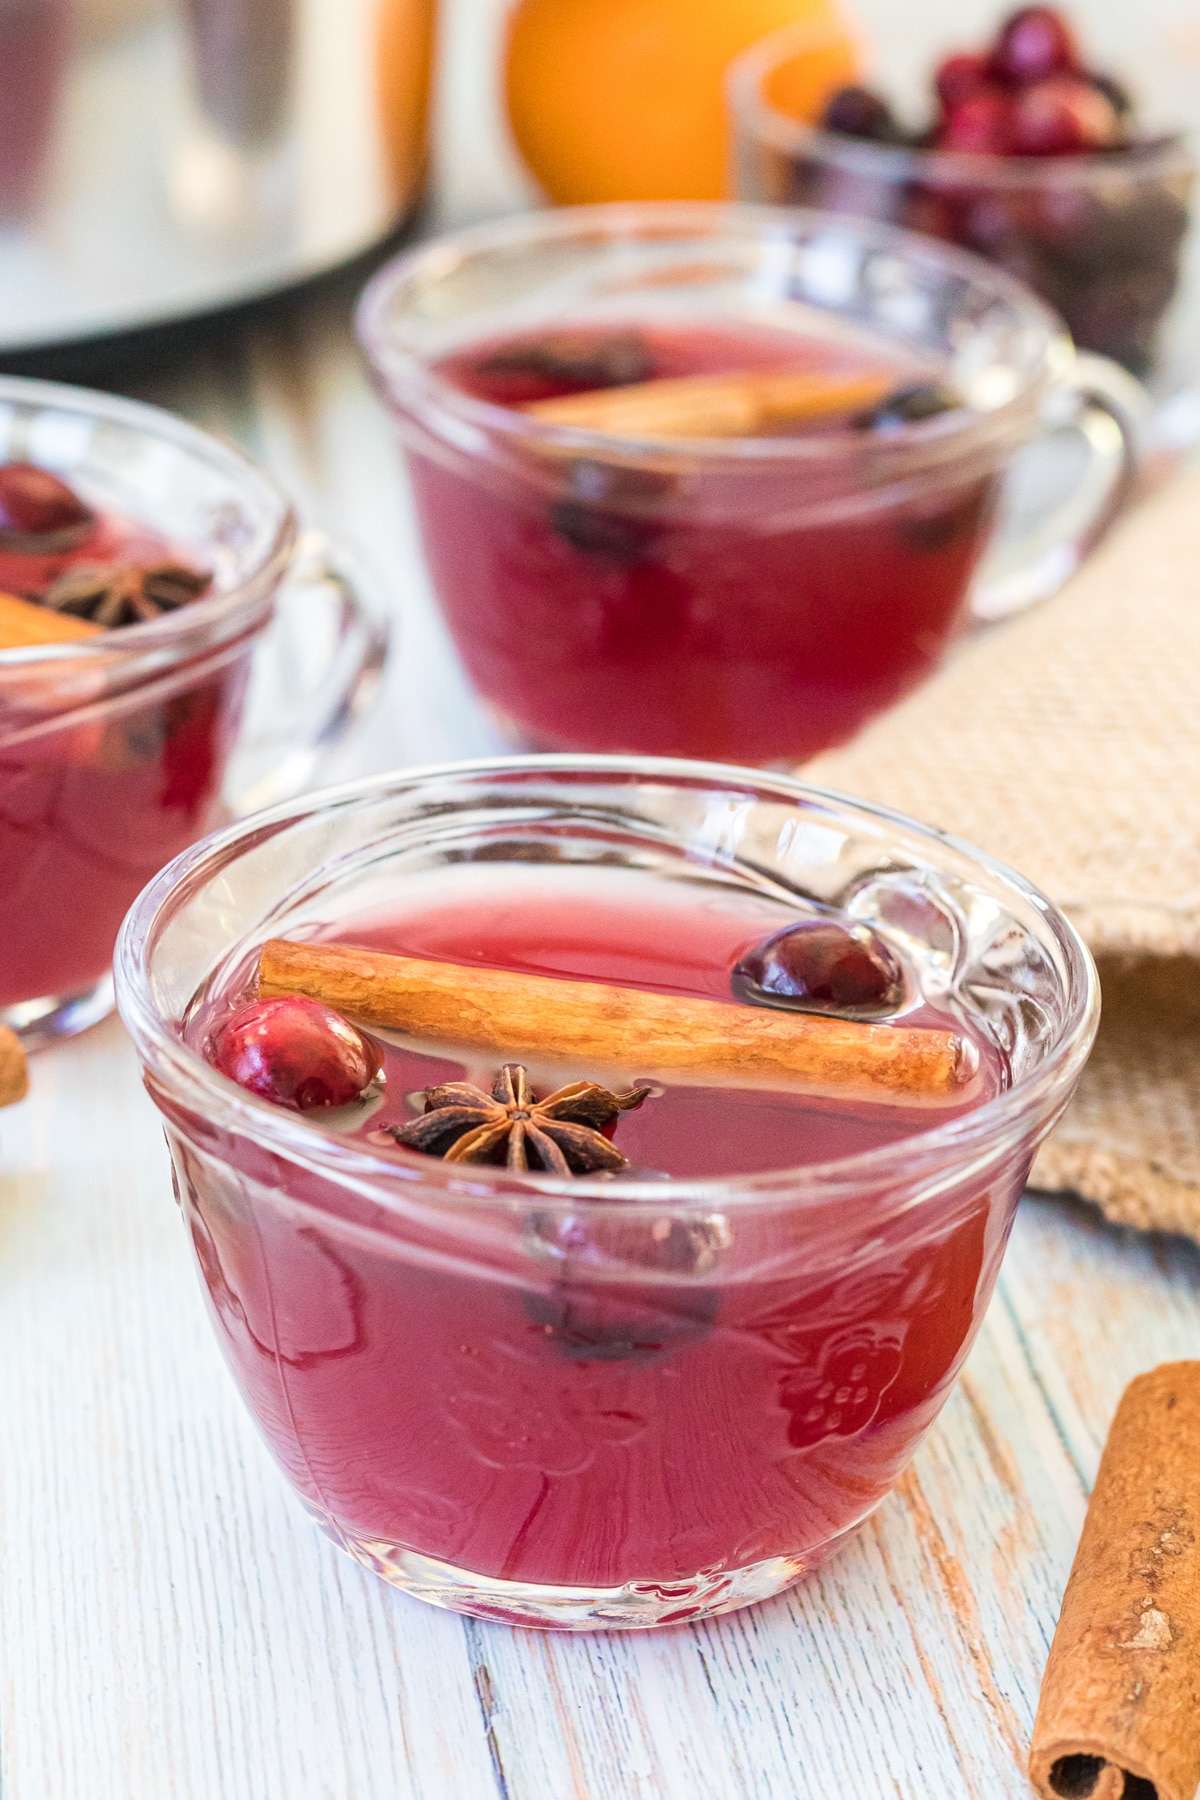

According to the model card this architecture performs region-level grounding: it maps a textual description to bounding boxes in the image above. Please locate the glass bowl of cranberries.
[115,754,1098,1629]
[0,377,388,1048]
[729,8,1194,375]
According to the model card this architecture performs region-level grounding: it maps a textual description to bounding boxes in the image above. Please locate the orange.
[0,592,101,650]
[505,0,859,204]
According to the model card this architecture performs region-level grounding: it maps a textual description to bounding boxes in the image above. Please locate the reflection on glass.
[0,0,71,223]
[377,0,436,202]
[181,0,295,147]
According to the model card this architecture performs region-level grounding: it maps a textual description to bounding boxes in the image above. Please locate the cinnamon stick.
[257,940,975,1105]
[1030,1363,1200,1800]
[0,592,102,650]
[0,1026,28,1109]
[521,368,897,441]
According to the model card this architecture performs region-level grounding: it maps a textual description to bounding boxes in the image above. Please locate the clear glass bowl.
[115,756,1099,1631]
[728,23,1195,376]
[0,377,387,1045]
[358,202,1137,764]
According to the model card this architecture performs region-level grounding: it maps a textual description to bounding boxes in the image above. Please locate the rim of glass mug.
[115,754,1100,1217]
[0,375,296,698]
[726,20,1196,195]
[355,200,1072,491]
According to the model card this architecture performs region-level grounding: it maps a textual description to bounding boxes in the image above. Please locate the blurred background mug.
[359,201,1144,768]
[0,378,388,1046]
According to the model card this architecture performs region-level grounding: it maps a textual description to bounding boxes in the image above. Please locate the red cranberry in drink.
[821,85,901,143]
[1010,76,1121,155]
[209,996,384,1113]
[0,462,94,549]
[856,382,959,434]
[934,53,990,113]
[525,1209,721,1361]
[549,459,668,563]
[937,89,1015,154]
[732,921,906,1021]
[988,7,1079,87]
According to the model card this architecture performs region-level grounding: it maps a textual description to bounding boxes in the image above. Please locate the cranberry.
[524,1210,721,1360]
[731,921,906,1021]
[549,460,670,564]
[934,52,990,113]
[0,462,94,547]
[209,996,383,1113]
[856,382,960,433]
[821,85,901,143]
[988,8,1079,87]
[1010,76,1121,155]
[936,89,1016,154]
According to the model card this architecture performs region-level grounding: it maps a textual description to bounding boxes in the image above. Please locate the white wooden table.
[4,4,1200,1794]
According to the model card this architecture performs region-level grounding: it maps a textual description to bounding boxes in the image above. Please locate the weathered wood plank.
[1002,1193,1200,1471]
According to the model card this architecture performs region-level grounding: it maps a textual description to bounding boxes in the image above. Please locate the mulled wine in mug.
[360,202,1142,764]
[0,379,387,1045]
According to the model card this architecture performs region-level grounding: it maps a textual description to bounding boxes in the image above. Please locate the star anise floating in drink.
[38,561,213,628]
[388,1063,649,1174]
[0,460,213,630]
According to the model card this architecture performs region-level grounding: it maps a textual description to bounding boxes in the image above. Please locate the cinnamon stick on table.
[521,368,898,441]
[1029,1363,1200,1800]
[257,940,975,1105]
[0,1027,28,1109]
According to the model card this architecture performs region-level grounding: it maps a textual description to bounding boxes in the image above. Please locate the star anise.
[388,1063,649,1175]
[37,561,212,629]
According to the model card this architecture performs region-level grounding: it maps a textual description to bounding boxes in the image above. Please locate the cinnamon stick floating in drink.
[0,1026,28,1109]
[1029,1363,1200,1800]
[0,592,102,650]
[521,367,898,441]
[257,940,975,1105]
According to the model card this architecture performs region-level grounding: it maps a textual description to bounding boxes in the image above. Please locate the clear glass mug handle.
[223,530,391,816]
[970,351,1152,625]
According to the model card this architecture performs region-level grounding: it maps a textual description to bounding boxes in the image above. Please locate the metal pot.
[0,0,436,353]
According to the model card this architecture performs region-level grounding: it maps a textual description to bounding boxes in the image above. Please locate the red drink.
[0,0,70,222]
[406,320,996,763]
[7,377,386,1049]
[181,865,1020,1612]
[0,664,248,1013]
[363,209,1112,760]
[120,760,1097,1627]
[0,508,244,1015]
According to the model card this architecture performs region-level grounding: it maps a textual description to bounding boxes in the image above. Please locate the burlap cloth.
[803,460,1200,1243]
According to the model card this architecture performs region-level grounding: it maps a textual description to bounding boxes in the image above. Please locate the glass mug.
[115,756,1098,1630]
[0,377,388,1045]
[358,202,1145,767]
[727,21,1195,378]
